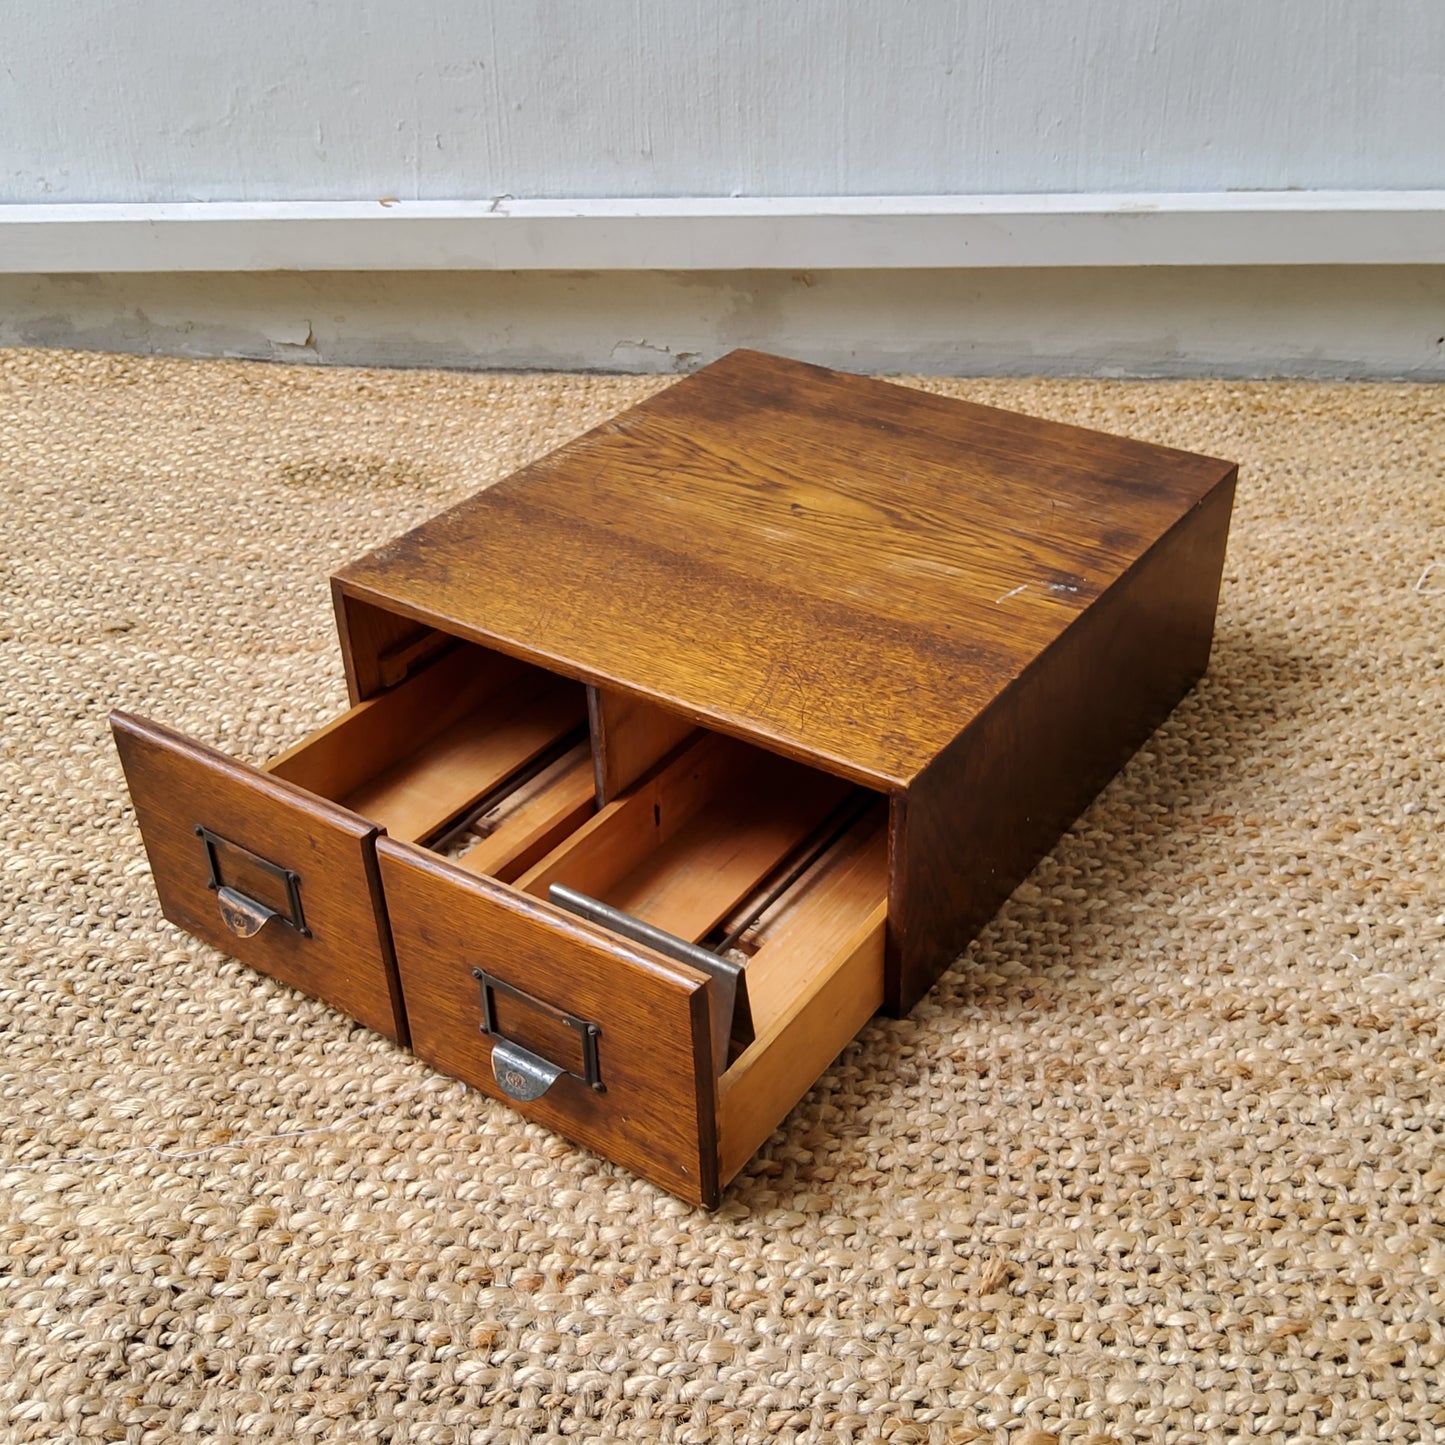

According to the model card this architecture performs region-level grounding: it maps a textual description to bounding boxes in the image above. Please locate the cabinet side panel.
[887,473,1236,1015]
[333,581,451,703]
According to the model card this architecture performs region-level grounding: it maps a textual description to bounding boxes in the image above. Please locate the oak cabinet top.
[336,350,1235,789]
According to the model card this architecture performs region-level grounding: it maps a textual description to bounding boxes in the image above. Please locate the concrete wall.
[4,268,1444,379]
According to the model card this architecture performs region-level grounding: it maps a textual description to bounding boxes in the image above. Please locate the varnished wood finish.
[887,474,1237,1013]
[336,349,1235,790]
[333,350,1235,1014]
[516,732,746,904]
[520,733,855,943]
[111,711,407,1042]
[376,836,719,1206]
[266,643,587,846]
[740,803,889,1029]
[332,584,445,703]
[115,348,1238,1202]
[341,672,585,844]
[265,643,524,801]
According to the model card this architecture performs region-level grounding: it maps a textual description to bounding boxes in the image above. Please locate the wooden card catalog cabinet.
[115,351,1236,1205]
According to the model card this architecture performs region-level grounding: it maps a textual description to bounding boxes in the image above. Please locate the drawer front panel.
[111,711,405,1042]
[376,837,718,1206]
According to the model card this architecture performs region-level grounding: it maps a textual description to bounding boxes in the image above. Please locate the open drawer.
[111,642,591,1042]
[377,731,889,1206]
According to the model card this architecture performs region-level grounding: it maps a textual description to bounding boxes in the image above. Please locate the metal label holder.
[195,824,310,938]
[472,967,604,1099]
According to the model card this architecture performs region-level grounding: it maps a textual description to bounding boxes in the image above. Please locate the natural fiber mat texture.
[1,348,1442,1444]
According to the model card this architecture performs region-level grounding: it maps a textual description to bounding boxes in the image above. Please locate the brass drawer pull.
[472,967,603,1100]
[194,824,311,939]
[216,886,278,938]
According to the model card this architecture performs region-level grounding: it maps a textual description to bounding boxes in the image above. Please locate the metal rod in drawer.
[426,722,591,854]
[709,788,879,957]
[546,883,752,1074]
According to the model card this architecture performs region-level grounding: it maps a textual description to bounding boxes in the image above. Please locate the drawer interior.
[245,629,891,1195]
[424,707,890,1076]
[264,640,591,849]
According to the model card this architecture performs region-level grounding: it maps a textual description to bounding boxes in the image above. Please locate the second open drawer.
[379,728,888,1207]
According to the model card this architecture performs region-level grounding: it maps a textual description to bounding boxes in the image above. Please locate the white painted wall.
[3,1,1443,376]
[5,0,1443,203]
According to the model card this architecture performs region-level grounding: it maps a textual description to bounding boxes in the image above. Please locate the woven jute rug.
[1,347,1441,1443]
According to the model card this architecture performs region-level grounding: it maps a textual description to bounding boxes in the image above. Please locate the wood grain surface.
[887,475,1238,1012]
[332,585,446,703]
[717,902,887,1189]
[452,742,597,883]
[522,733,854,943]
[377,837,719,1206]
[740,804,889,1030]
[109,348,1240,1203]
[588,687,697,804]
[265,643,525,801]
[111,711,406,1042]
[336,349,1235,789]
[341,673,586,844]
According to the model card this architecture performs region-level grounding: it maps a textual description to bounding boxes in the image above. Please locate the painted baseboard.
[3,192,1444,272]
[4,266,1444,378]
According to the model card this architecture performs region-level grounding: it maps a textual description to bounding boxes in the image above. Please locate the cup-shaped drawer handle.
[491,1039,565,1101]
[216,886,278,938]
[194,825,311,938]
